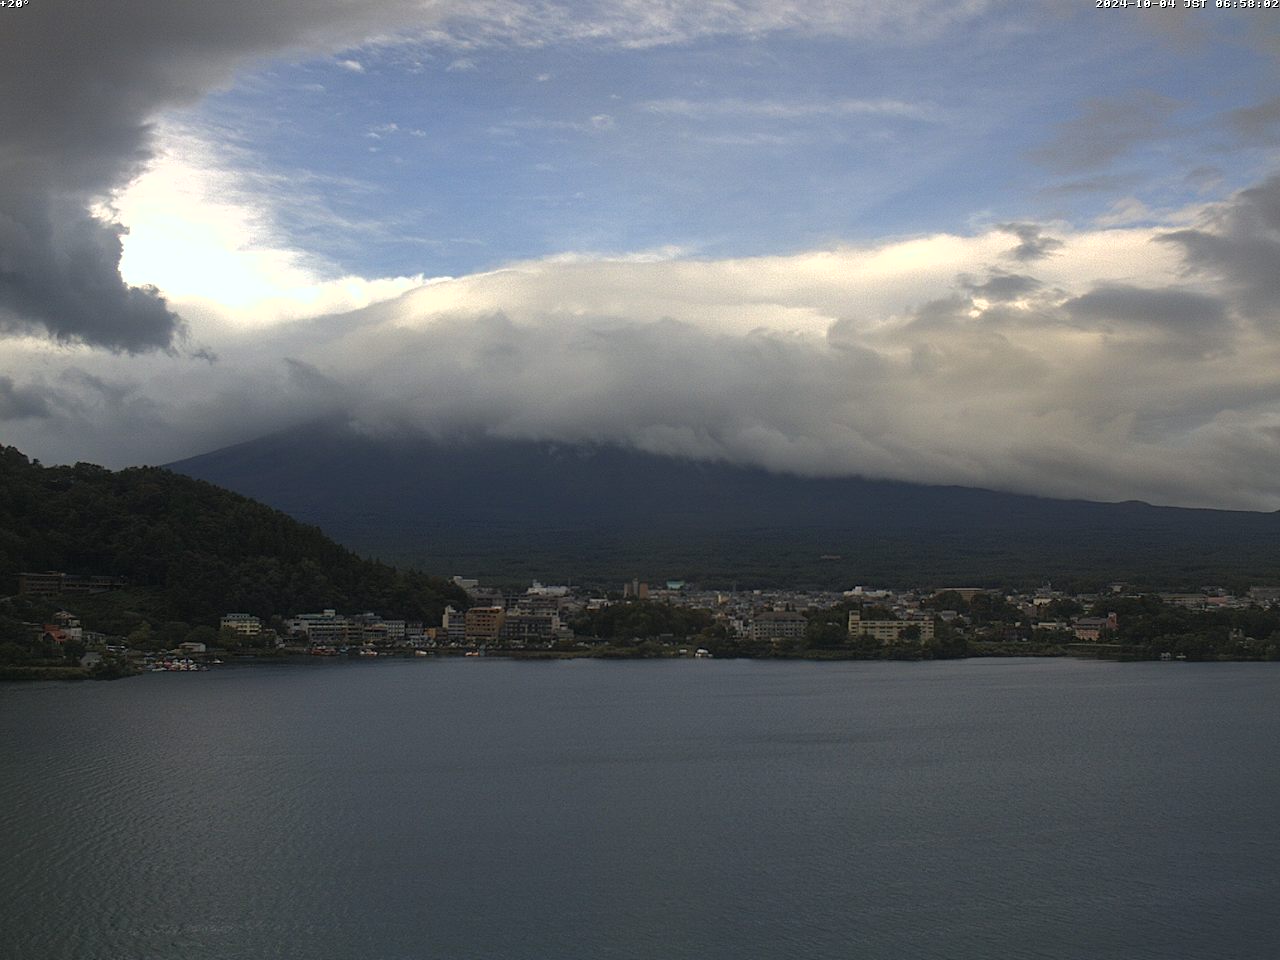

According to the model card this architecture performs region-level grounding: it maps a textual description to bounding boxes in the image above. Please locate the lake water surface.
[3,657,1279,959]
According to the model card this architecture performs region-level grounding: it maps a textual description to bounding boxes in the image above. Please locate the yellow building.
[220,613,262,636]
[848,610,934,643]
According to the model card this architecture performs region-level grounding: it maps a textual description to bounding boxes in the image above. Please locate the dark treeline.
[1086,595,1280,660]
[0,447,467,635]
[571,600,714,641]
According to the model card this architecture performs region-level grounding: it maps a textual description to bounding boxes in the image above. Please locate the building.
[848,610,935,643]
[527,581,570,597]
[19,571,127,597]
[220,613,262,637]
[623,580,650,600]
[19,572,64,597]
[42,624,71,645]
[1071,613,1117,641]
[51,611,82,642]
[464,606,506,642]
[750,610,808,642]
[287,610,358,645]
[500,613,558,645]
[441,606,467,644]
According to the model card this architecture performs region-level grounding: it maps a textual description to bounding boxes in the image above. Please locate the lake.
[3,657,1279,959]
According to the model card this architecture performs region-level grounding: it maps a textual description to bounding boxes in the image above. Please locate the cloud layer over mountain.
[3,0,1280,512]
[6,175,1280,510]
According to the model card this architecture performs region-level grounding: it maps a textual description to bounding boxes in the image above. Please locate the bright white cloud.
[108,127,424,327]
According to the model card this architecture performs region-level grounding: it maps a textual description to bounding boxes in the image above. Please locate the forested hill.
[0,446,467,625]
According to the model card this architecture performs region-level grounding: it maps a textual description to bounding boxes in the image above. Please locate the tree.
[127,622,160,652]
[0,641,30,664]
[185,625,219,647]
[805,620,848,649]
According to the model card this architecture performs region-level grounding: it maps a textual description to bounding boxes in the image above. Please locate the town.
[11,570,1280,678]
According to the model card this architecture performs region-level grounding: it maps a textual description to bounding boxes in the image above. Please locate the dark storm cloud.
[1029,92,1179,173]
[1157,174,1280,319]
[0,199,182,352]
[0,0,426,351]
[997,223,1063,262]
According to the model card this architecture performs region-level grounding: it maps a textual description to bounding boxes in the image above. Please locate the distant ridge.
[169,422,1280,590]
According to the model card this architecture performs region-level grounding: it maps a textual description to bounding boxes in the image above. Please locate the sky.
[3,0,1280,509]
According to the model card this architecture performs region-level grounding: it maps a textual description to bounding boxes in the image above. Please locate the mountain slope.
[0,446,467,625]
[168,423,1280,589]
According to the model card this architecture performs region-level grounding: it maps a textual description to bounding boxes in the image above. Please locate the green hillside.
[0,446,467,635]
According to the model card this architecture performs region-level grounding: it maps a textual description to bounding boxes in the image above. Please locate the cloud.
[425,0,1000,49]
[253,199,1280,510]
[0,0,443,352]
[7,1,1280,511]
[1030,91,1180,173]
[640,97,935,122]
[959,271,1041,301]
[10,197,1280,509]
[1226,96,1280,146]
[490,115,619,136]
[0,199,184,352]
[0,377,52,421]
[0,0,1000,353]
[1062,283,1231,358]
[1039,174,1141,197]
[107,126,426,327]
[1064,284,1227,333]
[997,223,1063,262]
[1157,174,1280,320]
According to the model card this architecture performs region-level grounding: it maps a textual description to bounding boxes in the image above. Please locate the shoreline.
[4,642,1273,683]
